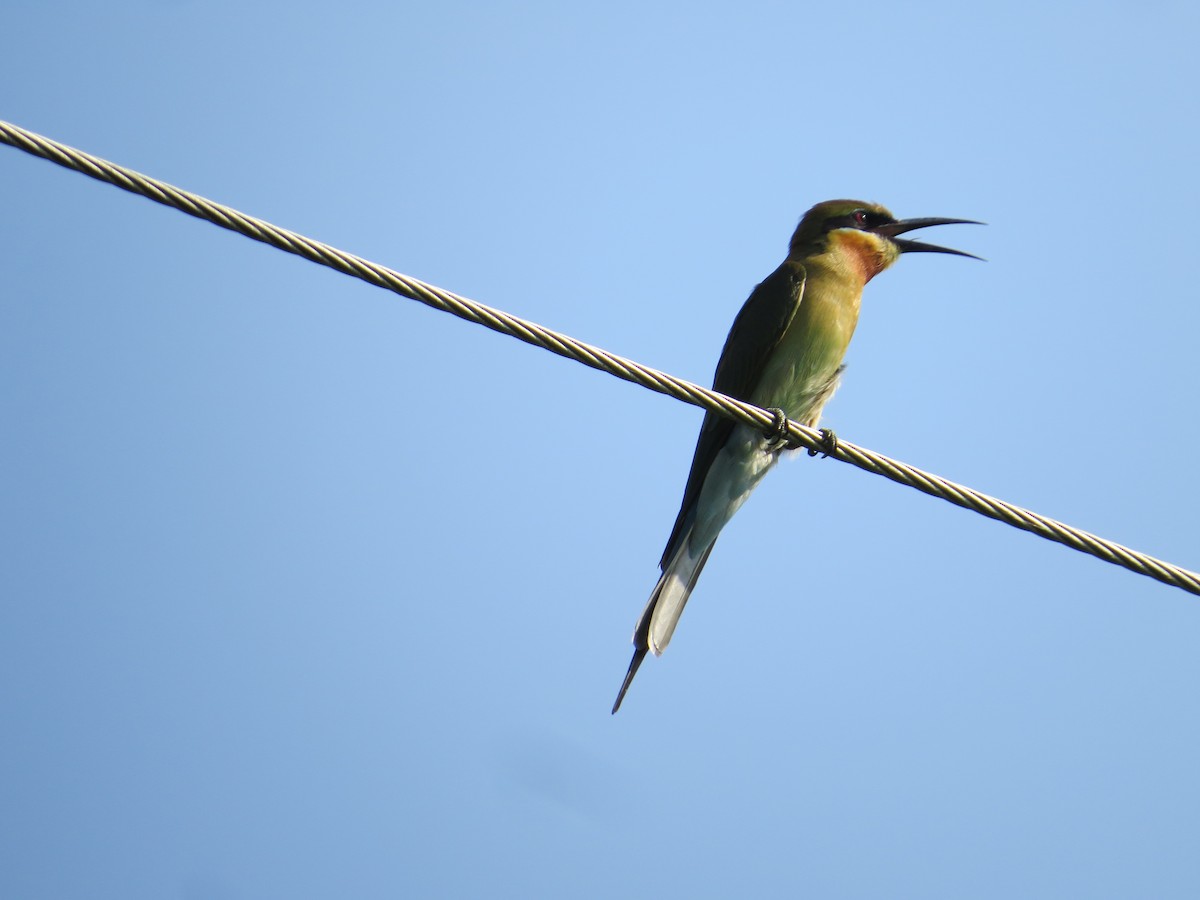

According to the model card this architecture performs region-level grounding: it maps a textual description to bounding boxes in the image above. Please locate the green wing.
[659,260,807,568]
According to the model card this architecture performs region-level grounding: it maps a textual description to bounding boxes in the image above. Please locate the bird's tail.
[611,528,715,713]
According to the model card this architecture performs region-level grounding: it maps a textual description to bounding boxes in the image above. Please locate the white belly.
[690,424,779,551]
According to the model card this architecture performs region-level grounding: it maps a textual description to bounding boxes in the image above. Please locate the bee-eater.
[612,199,979,713]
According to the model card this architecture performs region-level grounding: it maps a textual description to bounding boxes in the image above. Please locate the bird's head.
[788,199,981,283]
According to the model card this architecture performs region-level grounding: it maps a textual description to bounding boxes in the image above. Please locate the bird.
[612,199,980,713]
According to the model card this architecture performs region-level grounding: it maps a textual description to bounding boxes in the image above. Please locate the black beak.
[873,217,984,260]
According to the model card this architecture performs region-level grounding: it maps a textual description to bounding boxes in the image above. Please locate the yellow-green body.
[756,226,900,418]
[751,257,866,423]
[680,213,903,559]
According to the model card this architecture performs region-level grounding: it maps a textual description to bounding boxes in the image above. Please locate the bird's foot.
[763,407,792,451]
[807,428,839,458]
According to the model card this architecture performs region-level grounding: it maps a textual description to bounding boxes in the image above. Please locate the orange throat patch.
[828,230,896,284]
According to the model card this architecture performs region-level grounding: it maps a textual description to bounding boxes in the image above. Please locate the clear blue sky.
[4,2,1200,898]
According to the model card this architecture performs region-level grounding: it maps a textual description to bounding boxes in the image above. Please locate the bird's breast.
[750,276,862,425]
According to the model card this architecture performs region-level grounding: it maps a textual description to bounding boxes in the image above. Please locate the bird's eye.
[853,210,869,227]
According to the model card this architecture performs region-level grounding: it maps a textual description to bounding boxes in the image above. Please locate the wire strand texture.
[3,118,1197,597]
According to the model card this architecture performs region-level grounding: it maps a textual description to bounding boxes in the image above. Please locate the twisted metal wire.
[3,118,1197,597]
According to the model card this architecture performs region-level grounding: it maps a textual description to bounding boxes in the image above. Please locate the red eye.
[853,210,869,226]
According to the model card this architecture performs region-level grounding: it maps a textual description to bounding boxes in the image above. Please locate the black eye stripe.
[823,210,896,232]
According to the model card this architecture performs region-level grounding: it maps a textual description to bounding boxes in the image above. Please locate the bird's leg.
[763,407,793,452]
[807,428,839,458]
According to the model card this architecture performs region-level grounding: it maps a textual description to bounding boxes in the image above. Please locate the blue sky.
[3,2,1200,897]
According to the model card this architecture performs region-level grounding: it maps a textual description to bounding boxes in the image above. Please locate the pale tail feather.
[646,530,714,655]
[611,526,715,713]
[611,428,780,712]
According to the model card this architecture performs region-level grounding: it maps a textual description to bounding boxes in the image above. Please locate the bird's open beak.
[873,217,984,259]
